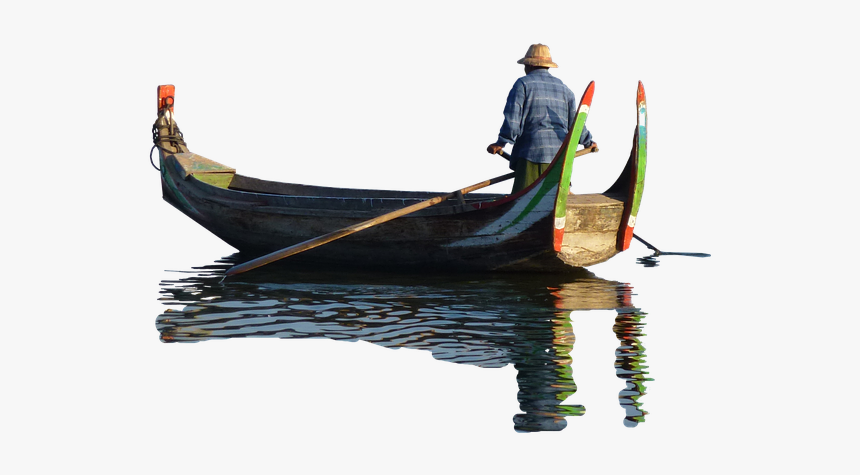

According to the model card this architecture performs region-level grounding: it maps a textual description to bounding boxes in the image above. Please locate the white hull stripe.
[445,183,558,248]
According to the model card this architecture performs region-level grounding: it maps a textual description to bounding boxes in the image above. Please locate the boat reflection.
[156,256,652,432]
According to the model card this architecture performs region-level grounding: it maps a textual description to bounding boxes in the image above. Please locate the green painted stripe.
[630,106,647,218]
[554,109,589,221]
[494,169,560,234]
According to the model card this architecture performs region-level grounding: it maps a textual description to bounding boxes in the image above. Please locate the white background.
[2,1,857,473]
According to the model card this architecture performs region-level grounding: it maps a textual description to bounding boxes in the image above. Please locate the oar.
[225,172,516,277]
[496,145,599,161]
[633,233,710,258]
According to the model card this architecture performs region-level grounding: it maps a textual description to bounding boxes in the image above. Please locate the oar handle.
[495,145,598,161]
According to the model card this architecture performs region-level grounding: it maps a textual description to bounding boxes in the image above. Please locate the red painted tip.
[637,81,645,103]
[553,227,565,252]
[581,81,595,106]
[621,226,634,251]
[157,84,176,113]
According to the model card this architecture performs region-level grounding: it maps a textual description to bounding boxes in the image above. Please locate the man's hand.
[487,144,504,155]
[588,142,598,152]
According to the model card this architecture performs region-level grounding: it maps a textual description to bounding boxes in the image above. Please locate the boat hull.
[160,154,624,272]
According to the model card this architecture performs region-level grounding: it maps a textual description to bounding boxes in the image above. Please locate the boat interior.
[169,147,631,212]
[227,173,505,202]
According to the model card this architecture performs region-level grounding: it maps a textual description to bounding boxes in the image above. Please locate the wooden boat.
[154,82,647,272]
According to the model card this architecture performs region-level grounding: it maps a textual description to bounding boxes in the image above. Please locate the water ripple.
[157,255,652,432]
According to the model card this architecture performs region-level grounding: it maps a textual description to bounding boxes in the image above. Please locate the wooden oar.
[633,233,710,258]
[225,172,516,276]
[496,146,599,161]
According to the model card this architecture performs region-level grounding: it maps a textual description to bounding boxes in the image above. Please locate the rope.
[149,144,160,171]
[149,113,188,171]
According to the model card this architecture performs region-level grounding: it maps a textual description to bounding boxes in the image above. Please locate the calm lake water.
[156,254,654,432]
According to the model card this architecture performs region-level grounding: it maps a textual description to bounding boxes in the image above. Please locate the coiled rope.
[149,108,187,171]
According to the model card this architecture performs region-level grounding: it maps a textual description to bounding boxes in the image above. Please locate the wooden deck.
[174,153,236,189]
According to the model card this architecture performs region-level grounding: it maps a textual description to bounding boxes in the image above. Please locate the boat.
[153,81,647,272]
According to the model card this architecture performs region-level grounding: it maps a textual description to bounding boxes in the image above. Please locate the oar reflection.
[157,257,652,431]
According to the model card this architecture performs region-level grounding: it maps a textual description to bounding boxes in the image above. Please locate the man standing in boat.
[487,44,597,193]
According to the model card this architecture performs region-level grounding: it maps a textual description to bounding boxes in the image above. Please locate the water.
[157,256,651,432]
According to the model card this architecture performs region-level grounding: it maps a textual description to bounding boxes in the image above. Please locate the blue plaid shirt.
[495,69,593,167]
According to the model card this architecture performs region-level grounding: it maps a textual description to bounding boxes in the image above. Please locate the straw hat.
[517,44,558,68]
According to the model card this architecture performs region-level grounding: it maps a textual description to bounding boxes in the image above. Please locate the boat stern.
[557,193,625,267]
